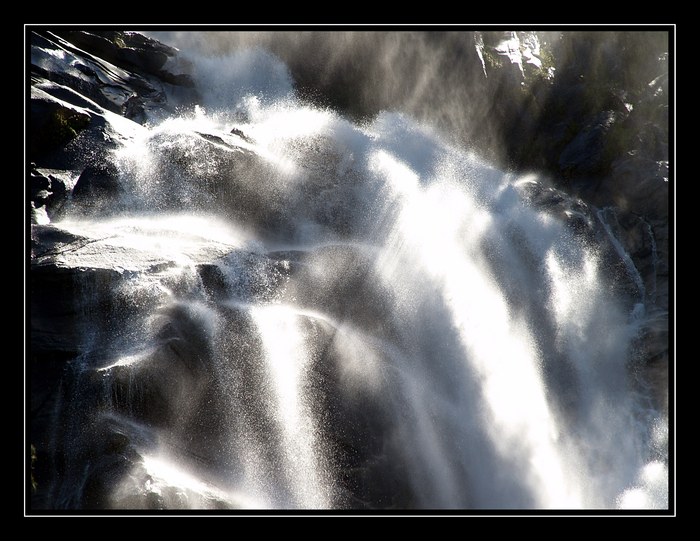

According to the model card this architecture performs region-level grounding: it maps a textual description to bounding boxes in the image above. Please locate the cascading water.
[36,41,668,512]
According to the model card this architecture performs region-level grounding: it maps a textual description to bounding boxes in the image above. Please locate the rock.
[30,166,78,221]
[32,31,135,117]
[499,32,670,341]
[31,30,199,125]
[30,85,92,161]
[596,206,669,312]
[30,80,126,173]
[29,167,51,211]
[53,29,192,84]
[29,216,242,508]
[558,110,627,177]
[72,161,122,208]
[608,156,669,220]
[133,127,286,228]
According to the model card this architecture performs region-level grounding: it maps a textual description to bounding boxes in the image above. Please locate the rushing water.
[42,42,668,512]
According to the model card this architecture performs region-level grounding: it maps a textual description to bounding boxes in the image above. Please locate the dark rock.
[54,30,177,79]
[32,31,133,117]
[596,206,668,312]
[608,156,669,220]
[32,30,198,125]
[30,263,86,358]
[230,126,254,143]
[33,167,77,221]
[29,168,51,212]
[29,217,244,508]
[286,244,398,339]
[30,81,126,176]
[28,29,238,511]
[71,160,122,210]
[30,86,92,161]
[558,110,627,176]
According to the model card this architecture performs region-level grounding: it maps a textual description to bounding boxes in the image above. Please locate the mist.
[144,28,668,171]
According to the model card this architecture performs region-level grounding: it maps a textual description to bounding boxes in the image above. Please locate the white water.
[58,45,667,511]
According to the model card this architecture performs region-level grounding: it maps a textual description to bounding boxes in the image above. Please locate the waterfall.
[35,41,668,512]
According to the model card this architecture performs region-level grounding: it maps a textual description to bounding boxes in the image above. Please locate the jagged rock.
[31,30,199,126]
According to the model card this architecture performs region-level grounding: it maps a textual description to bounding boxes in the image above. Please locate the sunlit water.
[49,45,668,511]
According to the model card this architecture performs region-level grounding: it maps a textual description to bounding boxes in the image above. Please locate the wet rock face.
[30,218,411,510]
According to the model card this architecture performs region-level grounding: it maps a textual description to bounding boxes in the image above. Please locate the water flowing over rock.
[27,28,671,513]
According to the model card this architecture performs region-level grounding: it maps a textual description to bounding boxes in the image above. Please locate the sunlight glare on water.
[368,133,588,508]
[137,454,269,510]
[251,304,332,509]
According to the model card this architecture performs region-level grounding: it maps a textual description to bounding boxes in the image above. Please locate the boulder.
[72,160,122,208]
